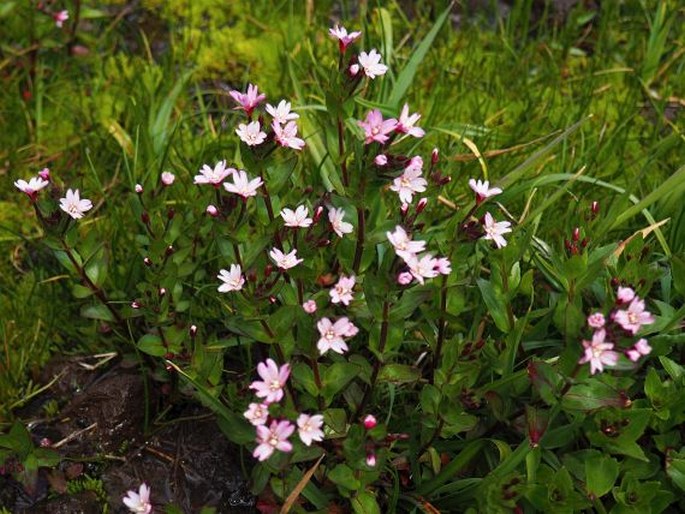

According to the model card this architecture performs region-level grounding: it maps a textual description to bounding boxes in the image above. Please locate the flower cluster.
[387,225,451,285]
[579,286,655,374]
[15,170,93,220]
[245,359,324,461]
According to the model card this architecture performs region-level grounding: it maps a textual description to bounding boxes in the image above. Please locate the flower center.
[627,312,638,324]
[269,379,281,391]
[268,435,279,447]
[371,127,380,135]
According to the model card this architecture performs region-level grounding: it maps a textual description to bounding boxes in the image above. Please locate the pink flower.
[433,257,452,275]
[397,271,413,285]
[627,338,652,362]
[328,25,362,52]
[14,176,49,199]
[297,413,324,446]
[194,160,234,186]
[53,10,69,28]
[358,110,397,144]
[613,298,655,335]
[330,275,355,305]
[405,254,439,284]
[269,248,303,270]
[253,420,295,461]
[266,100,299,124]
[616,286,636,304]
[302,300,317,314]
[469,179,502,202]
[229,83,266,116]
[587,312,606,329]
[482,212,512,248]
[122,483,152,514]
[161,171,175,186]
[578,329,619,374]
[395,104,425,138]
[244,402,270,426]
[273,121,305,150]
[374,154,388,166]
[217,264,244,292]
[386,225,426,261]
[390,157,427,204]
[363,415,377,429]
[281,205,313,228]
[358,49,388,79]
[134,184,143,193]
[223,170,263,198]
[236,121,267,146]
[38,168,50,181]
[316,317,358,355]
[59,189,93,219]
[249,358,291,403]
[206,204,219,217]
[366,453,377,467]
[328,207,353,238]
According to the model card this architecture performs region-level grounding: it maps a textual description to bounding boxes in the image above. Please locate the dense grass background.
[1,0,683,424]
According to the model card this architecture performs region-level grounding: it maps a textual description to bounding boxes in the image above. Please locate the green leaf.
[585,454,619,498]
[329,464,360,491]
[562,381,628,411]
[351,490,381,514]
[322,363,360,405]
[72,284,94,299]
[80,304,115,322]
[137,334,166,357]
[477,278,511,332]
[378,364,420,384]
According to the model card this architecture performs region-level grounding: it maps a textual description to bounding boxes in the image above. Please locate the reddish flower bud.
[189,325,197,337]
[167,208,175,219]
[416,197,428,214]
[131,301,141,309]
[363,415,377,429]
[141,212,150,224]
[143,257,152,267]
[159,287,166,297]
[313,205,324,223]
[366,453,376,467]
[591,201,599,215]
[166,245,174,256]
[431,148,439,165]
[38,168,50,181]
[572,227,580,242]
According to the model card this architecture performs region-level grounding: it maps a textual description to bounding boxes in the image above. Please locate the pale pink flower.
[269,248,303,270]
[328,207,353,238]
[206,204,219,217]
[363,415,377,429]
[38,168,50,181]
[134,184,143,193]
[587,312,605,329]
[217,264,244,293]
[358,109,397,144]
[433,257,452,275]
[613,298,655,335]
[297,413,324,446]
[244,402,270,426]
[194,160,234,186]
[616,286,636,304]
[236,121,267,146]
[229,83,266,116]
[249,358,291,403]
[627,338,652,362]
[59,189,93,220]
[366,453,377,467]
[349,64,360,76]
[482,212,512,249]
[14,176,49,199]
[374,154,388,166]
[281,205,313,228]
[266,100,299,124]
[328,25,362,52]
[53,10,69,28]
[273,121,305,150]
[469,179,502,202]
[578,329,619,375]
[395,104,425,138]
[253,420,295,461]
[316,317,358,355]
[390,158,427,204]
[161,171,175,186]
[302,300,317,314]
[223,170,263,198]
[386,225,426,261]
[397,271,413,285]
[406,254,439,285]
[330,275,355,305]
[122,483,152,514]
[358,49,388,79]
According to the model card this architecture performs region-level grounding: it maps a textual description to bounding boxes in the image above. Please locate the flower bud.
[349,64,360,76]
[131,301,141,309]
[189,325,198,337]
[313,205,324,223]
[39,438,52,448]
[143,257,152,267]
[166,245,174,256]
[366,453,376,467]
[397,271,413,285]
[161,171,175,186]
[141,212,150,224]
[167,208,175,219]
[431,148,439,165]
[591,201,599,216]
[134,183,143,194]
[302,300,317,314]
[400,203,409,217]
[38,168,50,181]
[363,415,377,429]
[374,154,388,166]
[268,295,278,304]
[572,227,580,242]
[159,287,166,297]
[416,197,428,214]
[206,204,219,217]
[264,264,273,278]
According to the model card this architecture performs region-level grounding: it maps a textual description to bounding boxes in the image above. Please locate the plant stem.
[431,275,448,384]
[354,300,389,419]
[311,356,324,411]
[337,117,349,187]
[261,181,283,250]
[260,319,299,410]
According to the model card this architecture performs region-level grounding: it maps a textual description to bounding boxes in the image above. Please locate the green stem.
[354,300,389,419]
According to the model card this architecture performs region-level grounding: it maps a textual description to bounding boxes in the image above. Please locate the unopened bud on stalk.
[591,201,599,216]
[131,301,141,309]
[167,208,175,219]
[189,325,197,338]
[416,197,428,214]
[363,415,377,429]
[143,257,152,267]
[269,295,277,304]
[134,183,143,193]
[374,154,388,166]
[431,148,439,165]
[264,264,273,277]
[400,203,409,217]
[349,63,360,76]
[166,245,174,256]
[313,206,324,223]
[316,238,331,247]
[397,271,413,285]
[159,287,166,297]
[206,204,219,217]
[247,269,257,282]
[141,212,150,224]
[572,227,580,242]
[366,453,376,467]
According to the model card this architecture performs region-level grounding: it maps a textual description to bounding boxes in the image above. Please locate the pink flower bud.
[161,171,175,186]
[313,205,324,223]
[431,148,439,165]
[416,197,428,214]
[135,183,143,193]
[159,287,166,297]
[591,201,599,215]
[366,453,376,467]
[39,438,52,448]
[572,227,580,242]
[38,168,50,181]
[349,64,360,76]
[131,301,141,309]
[206,204,219,217]
[587,312,605,329]
[363,414,377,429]
[616,286,635,304]
[143,257,152,266]
[400,203,409,217]
[302,300,317,314]
[166,245,174,255]
[397,271,413,285]
[189,325,198,337]
[374,154,388,166]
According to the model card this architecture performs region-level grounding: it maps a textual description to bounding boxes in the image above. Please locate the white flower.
[217,264,244,292]
[194,160,234,186]
[273,121,305,150]
[297,413,325,446]
[14,176,49,197]
[405,254,439,285]
[122,483,152,514]
[59,189,93,220]
[236,121,267,146]
[469,179,502,202]
[266,100,299,124]
[244,402,269,426]
[269,248,303,270]
[390,157,427,204]
[281,205,312,228]
[482,212,512,249]
[330,275,355,306]
[386,225,426,261]
[161,171,175,186]
[223,170,263,198]
[358,49,388,79]
[328,207,353,238]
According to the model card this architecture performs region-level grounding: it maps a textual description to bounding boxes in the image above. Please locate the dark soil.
[1,357,254,513]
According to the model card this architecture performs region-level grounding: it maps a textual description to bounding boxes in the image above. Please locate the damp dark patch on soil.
[1,357,254,513]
